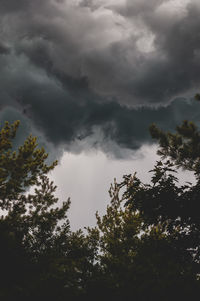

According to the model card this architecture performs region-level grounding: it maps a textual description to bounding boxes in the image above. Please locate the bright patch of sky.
[50,144,196,230]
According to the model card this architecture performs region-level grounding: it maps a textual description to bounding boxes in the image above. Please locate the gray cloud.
[0,0,200,158]
[0,42,10,55]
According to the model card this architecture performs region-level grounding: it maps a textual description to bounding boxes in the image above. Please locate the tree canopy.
[0,119,199,301]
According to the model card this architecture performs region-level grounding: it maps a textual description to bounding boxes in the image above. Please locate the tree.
[150,120,200,173]
[98,117,200,300]
[147,121,200,260]
[91,175,199,301]
[0,121,98,300]
[0,121,67,298]
[86,106,200,300]
[1,118,200,301]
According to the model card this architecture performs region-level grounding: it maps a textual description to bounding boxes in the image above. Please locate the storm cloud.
[0,0,200,157]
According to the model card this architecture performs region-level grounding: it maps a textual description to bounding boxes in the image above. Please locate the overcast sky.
[0,0,200,229]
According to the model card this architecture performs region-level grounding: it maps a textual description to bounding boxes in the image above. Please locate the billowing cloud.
[0,0,200,157]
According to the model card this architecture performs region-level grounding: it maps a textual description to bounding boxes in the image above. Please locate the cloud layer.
[0,0,200,156]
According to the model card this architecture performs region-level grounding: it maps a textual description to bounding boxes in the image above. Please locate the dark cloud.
[0,43,10,55]
[0,0,200,158]
[0,0,199,104]
[1,93,200,159]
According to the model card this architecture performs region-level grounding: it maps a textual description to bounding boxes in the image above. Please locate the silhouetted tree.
[1,119,200,301]
[0,121,97,300]
[91,174,199,301]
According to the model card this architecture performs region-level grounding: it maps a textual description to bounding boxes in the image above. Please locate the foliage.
[0,120,200,300]
[92,175,199,300]
[148,122,200,259]
[0,121,97,300]
[150,120,200,174]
